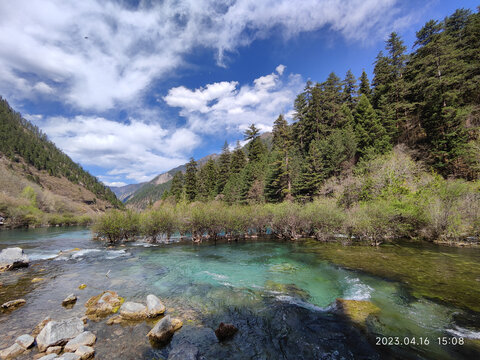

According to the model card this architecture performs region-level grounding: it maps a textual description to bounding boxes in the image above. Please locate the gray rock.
[62,294,77,307]
[15,334,34,349]
[0,247,29,271]
[36,318,84,352]
[147,315,183,344]
[37,354,58,360]
[0,343,25,359]
[1,299,26,310]
[119,301,147,319]
[146,294,165,317]
[74,345,94,360]
[32,317,52,337]
[168,342,198,360]
[45,346,62,355]
[64,331,96,352]
[57,353,81,360]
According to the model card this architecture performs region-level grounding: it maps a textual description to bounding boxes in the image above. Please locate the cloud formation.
[33,115,200,183]
[165,66,303,134]
[0,0,411,111]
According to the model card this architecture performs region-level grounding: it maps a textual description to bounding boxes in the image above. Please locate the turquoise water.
[1,227,479,359]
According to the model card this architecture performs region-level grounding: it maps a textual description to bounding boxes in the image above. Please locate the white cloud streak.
[0,0,412,111]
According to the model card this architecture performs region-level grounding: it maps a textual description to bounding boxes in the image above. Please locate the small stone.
[62,294,78,307]
[36,354,58,360]
[64,332,96,352]
[32,277,45,283]
[147,315,183,345]
[214,323,238,341]
[106,315,122,325]
[46,346,62,355]
[146,294,166,317]
[78,284,87,290]
[15,334,34,349]
[1,299,26,310]
[0,343,25,359]
[84,291,122,318]
[75,345,94,360]
[119,301,147,320]
[57,353,81,360]
[32,317,52,337]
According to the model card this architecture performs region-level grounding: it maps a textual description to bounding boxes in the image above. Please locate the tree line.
[159,8,480,205]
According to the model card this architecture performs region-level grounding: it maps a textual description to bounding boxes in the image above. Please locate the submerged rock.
[0,343,25,359]
[0,247,29,271]
[214,323,238,341]
[36,317,85,352]
[335,298,380,331]
[15,334,34,349]
[74,345,94,360]
[147,315,183,345]
[84,291,123,318]
[64,331,96,352]
[1,299,26,310]
[146,294,166,317]
[62,294,78,307]
[168,342,198,360]
[119,301,147,320]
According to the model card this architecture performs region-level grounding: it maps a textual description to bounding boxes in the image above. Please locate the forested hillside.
[159,8,480,205]
[0,98,123,227]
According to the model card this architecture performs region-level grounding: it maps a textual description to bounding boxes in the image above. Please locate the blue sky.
[0,0,478,186]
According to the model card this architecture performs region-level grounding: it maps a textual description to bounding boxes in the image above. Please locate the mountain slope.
[110,182,145,202]
[0,97,122,227]
[125,153,219,208]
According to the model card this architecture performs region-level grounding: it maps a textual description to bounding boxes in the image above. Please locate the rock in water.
[37,354,59,360]
[32,317,52,337]
[214,323,238,341]
[335,298,381,331]
[119,301,147,320]
[1,299,26,310]
[64,331,96,352]
[62,294,78,307]
[146,294,166,317]
[147,315,183,345]
[75,345,95,360]
[84,291,123,318]
[168,342,199,360]
[0,247,29,271]
[15,334,34,349]
[0,343,25,359]
[36,317,84,352]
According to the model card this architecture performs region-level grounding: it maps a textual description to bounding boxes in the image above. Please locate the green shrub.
[303,198,345,241]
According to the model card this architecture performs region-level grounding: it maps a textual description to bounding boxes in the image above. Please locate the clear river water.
[0,227,479,359]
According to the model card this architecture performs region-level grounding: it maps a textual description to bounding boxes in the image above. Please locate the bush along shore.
[94,148,480,246]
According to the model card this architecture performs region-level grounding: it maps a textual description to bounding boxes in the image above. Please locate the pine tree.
[197,159,217,200]
[184,158,198,202]
[244,124,265,162]
[358,70,371,99]
[230,141,247,173]
[343,70,357,109]
[170,171,184,202]
[216,141,231,194]
[354,94,390,158]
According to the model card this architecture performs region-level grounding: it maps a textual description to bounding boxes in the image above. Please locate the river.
[1,227,479,359]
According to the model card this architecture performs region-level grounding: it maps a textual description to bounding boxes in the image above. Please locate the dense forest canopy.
[158,8,480,205]
[0,98,122,208]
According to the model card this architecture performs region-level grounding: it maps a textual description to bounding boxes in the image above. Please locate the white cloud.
[0,0,413,111]
[33,115,199,182]
[164,66,303,135]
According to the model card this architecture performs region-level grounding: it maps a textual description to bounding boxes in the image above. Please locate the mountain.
[110,182,145,202]
[0,97,122,227]
[123,153,219,208]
